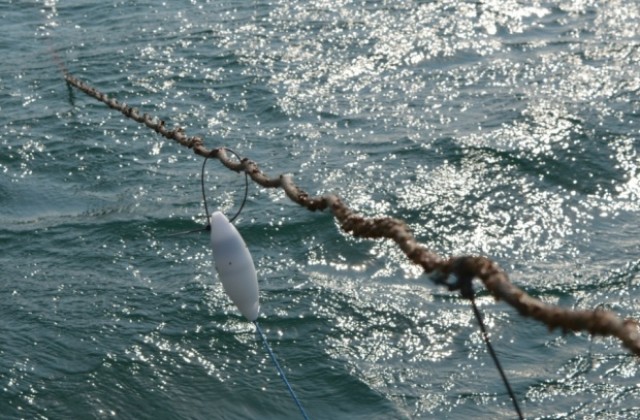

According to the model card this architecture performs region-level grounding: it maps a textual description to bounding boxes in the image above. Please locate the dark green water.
[2,1,640,418]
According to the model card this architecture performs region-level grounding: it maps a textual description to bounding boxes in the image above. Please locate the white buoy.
[209,211,260,321]
[208,210,309,419]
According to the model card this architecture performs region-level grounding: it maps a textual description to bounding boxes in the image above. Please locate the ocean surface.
[2,0,640,418]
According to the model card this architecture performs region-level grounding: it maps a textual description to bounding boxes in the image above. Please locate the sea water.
[1,1,639,418]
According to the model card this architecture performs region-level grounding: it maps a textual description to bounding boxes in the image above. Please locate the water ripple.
[2,0,640,418]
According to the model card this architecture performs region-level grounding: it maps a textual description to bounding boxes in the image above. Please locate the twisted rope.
[65,73,640,356]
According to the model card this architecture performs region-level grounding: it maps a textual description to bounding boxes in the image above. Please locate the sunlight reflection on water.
[2,0,640,418]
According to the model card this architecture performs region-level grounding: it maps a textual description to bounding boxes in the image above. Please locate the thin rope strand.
[470,296,524,420]
[222,148,248,224]
[201,154,211,226]
[201,148,248,225]
[254,321,310,420]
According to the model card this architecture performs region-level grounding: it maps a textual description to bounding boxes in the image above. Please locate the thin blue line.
[254,321,310,420]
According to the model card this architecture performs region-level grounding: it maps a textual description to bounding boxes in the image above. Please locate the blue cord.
[254,321,310,420]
